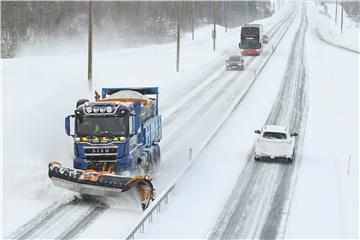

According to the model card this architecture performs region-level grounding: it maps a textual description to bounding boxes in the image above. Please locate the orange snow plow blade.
[48,161,155,210]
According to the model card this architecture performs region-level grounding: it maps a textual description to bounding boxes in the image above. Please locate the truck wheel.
[153,145,161,167]
[138,153,153,175]
[145,152,154,174]
[254,156,260,161]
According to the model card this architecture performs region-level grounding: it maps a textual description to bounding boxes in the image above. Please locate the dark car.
[226,55,245,71]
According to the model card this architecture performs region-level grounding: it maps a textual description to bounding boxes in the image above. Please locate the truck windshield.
[241,27,260,39]
[76,116,128,136]
[263,132,287,140]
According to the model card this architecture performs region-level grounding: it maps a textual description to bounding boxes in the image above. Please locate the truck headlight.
[85,107,92,113]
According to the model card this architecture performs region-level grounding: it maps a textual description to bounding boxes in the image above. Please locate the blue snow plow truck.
[48,87,162,210]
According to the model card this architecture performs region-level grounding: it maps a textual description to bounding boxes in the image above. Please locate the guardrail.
[126,185,175,239]
[125,4,296,239]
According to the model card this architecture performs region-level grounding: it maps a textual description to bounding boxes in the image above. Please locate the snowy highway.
[210,3,308,238]
[2,0,358,239]
[5,3,298,239]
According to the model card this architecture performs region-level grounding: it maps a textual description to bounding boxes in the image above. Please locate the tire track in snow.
[7,198,107,240]
[6,4,297,239]
[209,2,309,239]
[162,5,295,129]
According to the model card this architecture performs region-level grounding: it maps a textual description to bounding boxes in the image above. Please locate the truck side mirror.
[291,132,298,137]
[129,116,136,135]
[254,129,261,134]
[65,115,75,136]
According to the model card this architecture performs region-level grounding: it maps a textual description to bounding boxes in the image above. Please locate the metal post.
[335,0,338,25]
[148,213,153,223]
[213,0,216,51]
[88,0,93,90]
[273,0,275,13]
[224,0,228,33]
[341,0,344,33]
[176,0,181,72]
[192,0,195,40]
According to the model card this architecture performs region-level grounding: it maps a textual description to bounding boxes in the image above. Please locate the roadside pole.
[335,0,338,25]
[176,0,181,72]
[213,0,216,51]
[192,0,195,40]
[341,0,344,34]
[224,0,228,33]
[88,0,93,91]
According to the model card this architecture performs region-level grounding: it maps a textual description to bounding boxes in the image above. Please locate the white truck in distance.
[254,125,298,163]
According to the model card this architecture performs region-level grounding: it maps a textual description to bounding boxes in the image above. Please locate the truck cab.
[65,88,162,176]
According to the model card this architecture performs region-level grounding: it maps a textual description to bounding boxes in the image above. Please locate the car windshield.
[229,56,241,61]
[263,132,287,140]
[76,116,128,136]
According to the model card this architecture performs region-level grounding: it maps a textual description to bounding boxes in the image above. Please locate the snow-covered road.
[2,0,358,239]
[140,1,308,238]
[3,2,296,239]
[136,1,358,239]
[285,1,359,238]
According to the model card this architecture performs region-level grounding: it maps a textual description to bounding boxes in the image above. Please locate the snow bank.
[284,2,359,238]
[310,2,359,53]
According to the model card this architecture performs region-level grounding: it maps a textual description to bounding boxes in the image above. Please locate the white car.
[254,125,298,163]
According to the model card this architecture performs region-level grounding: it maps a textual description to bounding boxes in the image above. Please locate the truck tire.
[153,144,161,167]
[144,152,154,174]
[138,153,153,175]
[254,156,260,161]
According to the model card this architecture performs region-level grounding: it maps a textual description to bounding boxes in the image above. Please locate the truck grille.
[86,155,117,160]
[84,146,117,160]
